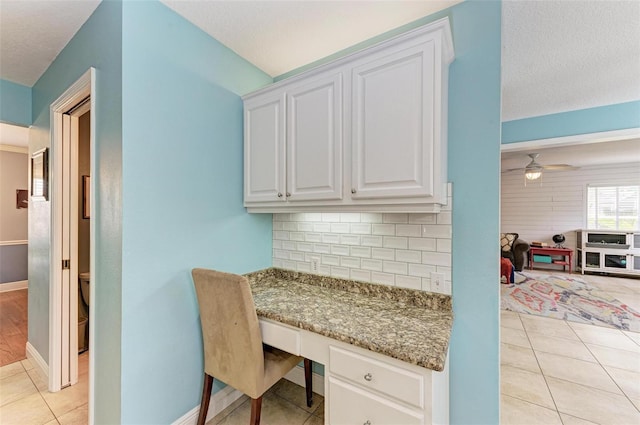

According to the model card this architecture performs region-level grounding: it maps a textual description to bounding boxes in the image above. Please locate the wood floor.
[0,289,28,367]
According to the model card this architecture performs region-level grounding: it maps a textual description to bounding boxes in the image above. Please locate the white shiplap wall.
[272,190,453,294]
[501,162,640,268]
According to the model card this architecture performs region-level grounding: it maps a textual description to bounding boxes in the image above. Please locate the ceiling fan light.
[525,169,542,180]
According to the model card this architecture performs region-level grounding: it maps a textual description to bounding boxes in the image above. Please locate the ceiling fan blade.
[501,167,525,173]
[542,164,579,171]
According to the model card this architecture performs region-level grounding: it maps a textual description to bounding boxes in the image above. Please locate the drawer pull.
[364,373,373,381]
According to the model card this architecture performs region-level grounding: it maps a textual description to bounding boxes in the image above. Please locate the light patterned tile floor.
[501,271,640,425]
[0,353,88,425]
[208,379,324,425]
[0,352,323,425]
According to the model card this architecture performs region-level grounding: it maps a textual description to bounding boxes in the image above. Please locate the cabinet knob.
[364,421,371,425]
[364,373,372,381]
[351,188,357,194]
[286,192,291,197]
[277,192,283,198]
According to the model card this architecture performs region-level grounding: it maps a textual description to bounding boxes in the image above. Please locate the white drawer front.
[329,377,423,425]
[330,346,424,408]
[259,320,300,355]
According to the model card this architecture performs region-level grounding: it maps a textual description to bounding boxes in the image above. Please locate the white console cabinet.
[243,18,454,213]
[576,230,640,276]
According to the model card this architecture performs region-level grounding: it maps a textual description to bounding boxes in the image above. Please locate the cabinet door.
[351,42,436,199]
[244,92,286,203]
[286,73,343,201]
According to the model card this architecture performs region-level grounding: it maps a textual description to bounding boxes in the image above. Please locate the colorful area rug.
[501,272,640,332]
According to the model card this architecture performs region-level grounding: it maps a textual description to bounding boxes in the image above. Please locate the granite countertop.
[245,268,453,372]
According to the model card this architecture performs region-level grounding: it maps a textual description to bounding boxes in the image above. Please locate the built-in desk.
[246,268,453,425]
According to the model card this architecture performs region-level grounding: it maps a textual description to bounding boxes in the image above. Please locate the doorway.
[49,69,95,419]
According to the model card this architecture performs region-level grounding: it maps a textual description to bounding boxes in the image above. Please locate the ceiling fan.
[503,153,579,181]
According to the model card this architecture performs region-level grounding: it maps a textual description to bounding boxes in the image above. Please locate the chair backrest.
[192,268,265,397]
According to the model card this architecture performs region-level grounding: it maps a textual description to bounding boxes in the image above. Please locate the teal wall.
[446,2,501,423]
[120,2,272,423]
[30,1,123,422]
[0,79,32,126]
[502,100,640,143]
[276,2,502,423]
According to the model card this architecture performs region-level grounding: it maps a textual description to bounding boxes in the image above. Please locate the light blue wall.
[0,79,32,126]
[276,2,502,423]
[446,2,501,423]
[120,2,272,423]
[502,100,640,143]
[30,1,123,422]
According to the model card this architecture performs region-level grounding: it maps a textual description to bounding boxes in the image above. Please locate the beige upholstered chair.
[192,268,313,425]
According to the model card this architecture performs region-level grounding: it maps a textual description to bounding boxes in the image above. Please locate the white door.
[244,92,287,203]
[286,73,343,201]
[351,42,436,199]
[60,112,80,387]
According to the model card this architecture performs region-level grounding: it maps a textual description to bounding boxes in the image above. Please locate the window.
[587,185,639,230]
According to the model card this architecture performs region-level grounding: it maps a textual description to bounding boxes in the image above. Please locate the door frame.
[49,68,95,397]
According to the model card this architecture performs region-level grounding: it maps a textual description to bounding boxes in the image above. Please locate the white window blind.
[587,185,640,230]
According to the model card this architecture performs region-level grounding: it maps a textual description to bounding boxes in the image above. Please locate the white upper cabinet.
[243,18,454,212]
[244,92,286,203]
[286,73,343,201]
[351,42,435,200]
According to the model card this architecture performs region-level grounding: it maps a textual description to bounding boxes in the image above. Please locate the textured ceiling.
[0,0,101,86]
[502,0,640,121]
[161,0,461,78]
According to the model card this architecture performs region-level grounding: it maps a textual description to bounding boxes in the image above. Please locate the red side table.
[529,247,573,273]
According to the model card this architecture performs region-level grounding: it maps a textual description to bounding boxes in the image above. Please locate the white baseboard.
[172,384,244,425]
[26,341,48,382]
[284,365,325,397]
[0,280,28,292]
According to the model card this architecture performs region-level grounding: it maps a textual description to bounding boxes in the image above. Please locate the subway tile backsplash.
[272,190,453,295]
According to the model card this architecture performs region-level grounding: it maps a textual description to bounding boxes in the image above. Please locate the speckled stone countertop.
[245,268,453,372]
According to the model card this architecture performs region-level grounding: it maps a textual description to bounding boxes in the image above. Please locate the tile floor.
[208,379,324,425]
[0,352,88,424]
[501,271,640,424]
[0,350,321,425]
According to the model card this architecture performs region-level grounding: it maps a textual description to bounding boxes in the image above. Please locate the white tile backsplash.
[350,246,372,258]
[371,247,395,261]
[361,213,383,223]
[396,224,421,237]
[361,235,383,247]
[383,213,409,224]
[350,269,371,282]
[305,233,322,243]
[361,258,383,271]
[372,224,396,236]
[383,236,408,249]
[313,222,331,232]
[330,223,350,233]
[331,245,350,256]
[272,192,453,294]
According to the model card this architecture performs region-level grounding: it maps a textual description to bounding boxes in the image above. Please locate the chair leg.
[197,373,214,425]
[304,358,313,407]
[250,396,263,425]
